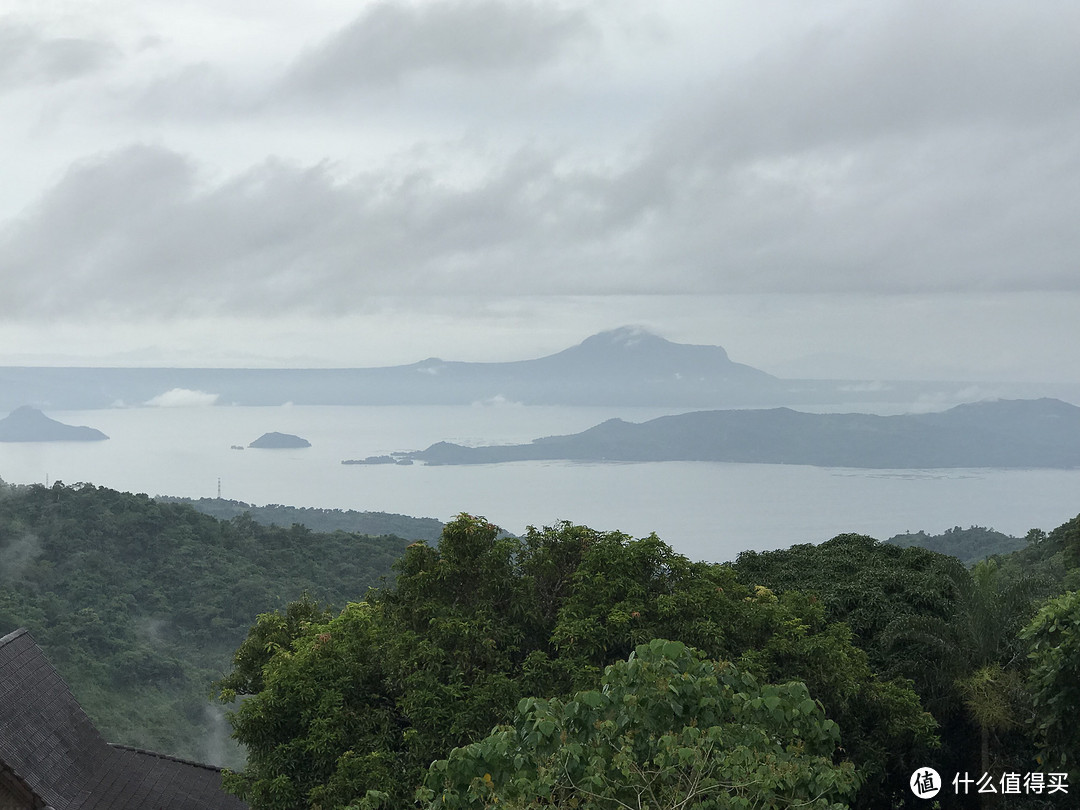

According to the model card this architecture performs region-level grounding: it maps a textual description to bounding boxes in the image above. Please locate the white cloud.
[145,388,220,407]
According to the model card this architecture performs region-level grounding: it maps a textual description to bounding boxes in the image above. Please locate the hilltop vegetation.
[0,480,410,767]
[220,513,1080,809]
[158,496,443,542]
[886,525,1026,566]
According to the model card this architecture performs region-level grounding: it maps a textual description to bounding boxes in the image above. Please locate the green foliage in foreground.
[1022,589,1080,776]
[0,480,409,766]
[733,529,1071,806]
[420,639,858,810]
[221,515,935,809]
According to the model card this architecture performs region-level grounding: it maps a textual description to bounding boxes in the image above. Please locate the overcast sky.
[2,0,1078,381]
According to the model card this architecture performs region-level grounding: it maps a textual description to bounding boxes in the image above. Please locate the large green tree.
[733,533,970,696]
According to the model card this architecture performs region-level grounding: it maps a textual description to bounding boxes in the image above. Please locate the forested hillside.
[885,525,1025,565]
[0,480,410,767]
[158,496,443,542]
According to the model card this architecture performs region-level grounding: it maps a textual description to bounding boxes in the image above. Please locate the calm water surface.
[1,404,1077,562]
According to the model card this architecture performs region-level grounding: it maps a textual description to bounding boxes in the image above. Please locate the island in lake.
[342,455,413,466]
[248,432,311,449]
[383,398,1080,470]
[0,406,109,442]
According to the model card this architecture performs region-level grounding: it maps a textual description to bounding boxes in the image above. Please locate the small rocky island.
[248,432,311,449]
[0,406,109,442]
[342,454,413,466]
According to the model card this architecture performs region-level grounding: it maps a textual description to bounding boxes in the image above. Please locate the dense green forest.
[158,496,444,542]
[1,477,1078,807]
[0,480,413,767]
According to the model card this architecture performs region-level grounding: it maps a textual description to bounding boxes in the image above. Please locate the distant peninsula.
[397,398,1080,469]
[0,406,108,442]
[248,432,311,449]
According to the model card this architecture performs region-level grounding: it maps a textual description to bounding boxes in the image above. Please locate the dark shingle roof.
[89,747,248,810]
[0,629,247,810]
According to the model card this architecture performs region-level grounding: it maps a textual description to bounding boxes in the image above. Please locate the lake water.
[1,404,1078,562]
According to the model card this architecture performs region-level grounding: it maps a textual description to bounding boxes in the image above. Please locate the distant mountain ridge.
[521,327,768,382]
[0,328,871,410]
[0,328,1073,410]
[400,398,1080,469]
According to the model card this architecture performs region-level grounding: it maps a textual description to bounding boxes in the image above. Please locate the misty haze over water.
[2,404,1077,561]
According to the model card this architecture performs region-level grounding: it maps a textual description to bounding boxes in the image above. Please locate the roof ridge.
[108,743,223,773]
[0,627,29,647]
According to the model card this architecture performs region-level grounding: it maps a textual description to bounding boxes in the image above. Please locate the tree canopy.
[419,639,858,810]
[220,515,935,809]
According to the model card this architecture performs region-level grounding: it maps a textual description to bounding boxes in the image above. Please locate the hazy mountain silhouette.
[0,407,108,442]
[248,432,311,449]
[0,328,1068,410]
[401,398,1080,469]
[0,328,784,409]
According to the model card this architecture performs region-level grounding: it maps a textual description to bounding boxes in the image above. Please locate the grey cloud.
[282,0,593,96]
[0,143,643,318]
[8,0,1080,326]
[4,117,1080,324]
[0,22,116,89]
[131,63,256,120]
[617,1,1080,293]
[116,1,593,123]
[610,124,1080,296]
[681,2,1080,161]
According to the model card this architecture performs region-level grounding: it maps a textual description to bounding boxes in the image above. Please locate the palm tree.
[884,558,1044,808]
